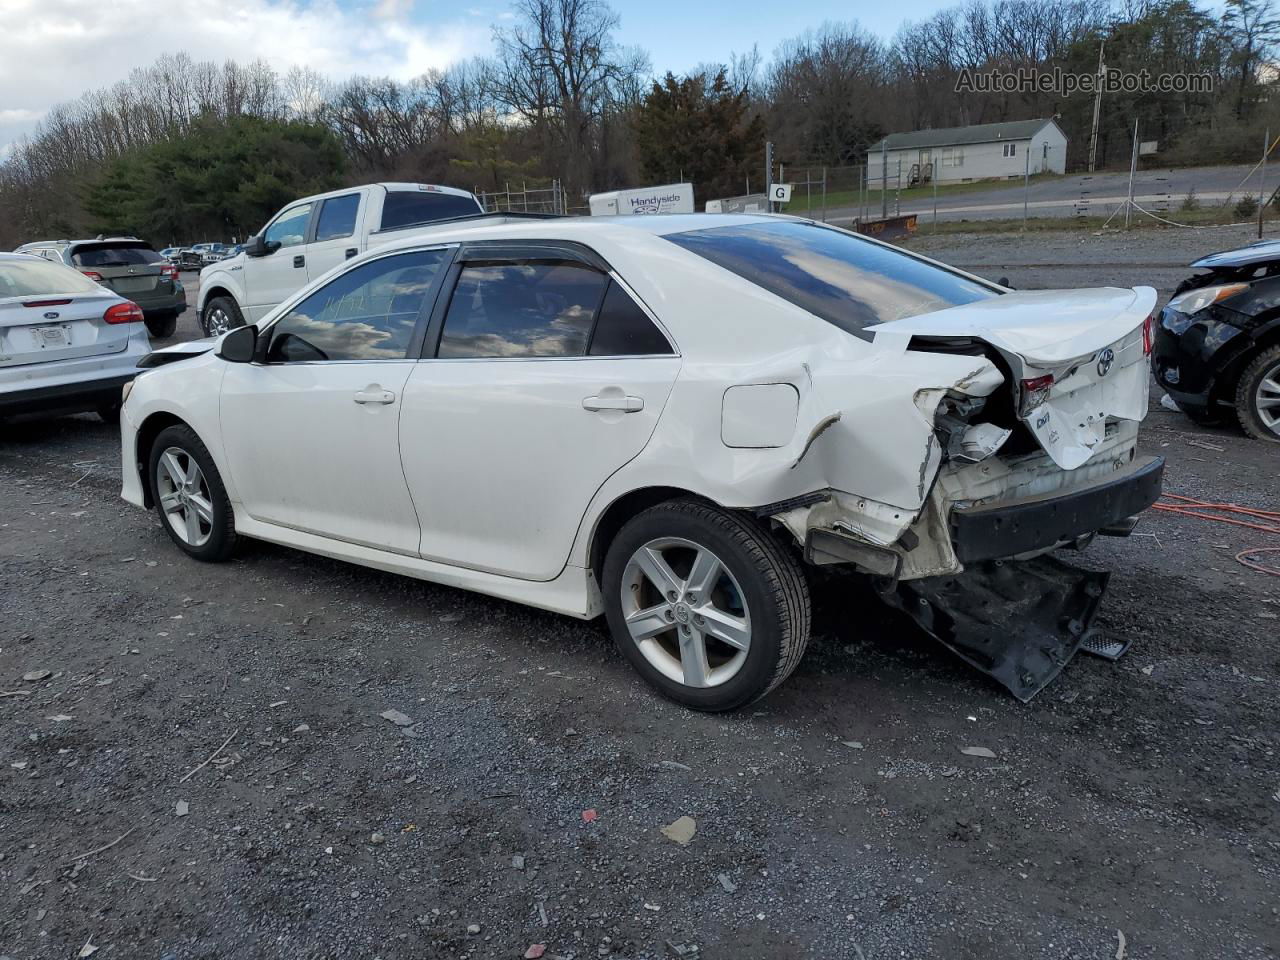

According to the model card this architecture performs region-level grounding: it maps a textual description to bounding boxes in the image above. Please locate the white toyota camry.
[121,214,1163,710]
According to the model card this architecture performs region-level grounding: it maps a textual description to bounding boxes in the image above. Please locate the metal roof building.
[867,118,1067,185]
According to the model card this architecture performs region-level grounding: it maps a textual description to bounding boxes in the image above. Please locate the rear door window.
[666,221,995,337]
[437,261,607,359]
[380,190,483,231]
[588,282,673,356]
[315,194,361,241]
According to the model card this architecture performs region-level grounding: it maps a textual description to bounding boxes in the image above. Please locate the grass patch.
[781,174,1059,214]
[898,203,1280,237]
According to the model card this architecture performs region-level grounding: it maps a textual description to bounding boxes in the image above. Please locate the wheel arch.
[134,411,191,508]
[1211,317,1280,407]
[588,486,708,584]
[199,282,239,314]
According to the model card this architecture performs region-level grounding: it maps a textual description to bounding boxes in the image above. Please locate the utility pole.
[1088,40,1105,173]
[1125,118,1138,230]
[765,141,775,213]
[1260,128,1269,239]
[880,141,888,219]
[933,173,939,232]
[1023,145,1031,230]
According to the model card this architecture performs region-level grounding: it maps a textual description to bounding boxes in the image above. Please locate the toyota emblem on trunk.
[1097,348,1115,377]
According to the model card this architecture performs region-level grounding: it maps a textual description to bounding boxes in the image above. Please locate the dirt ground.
[2,231,1278,960]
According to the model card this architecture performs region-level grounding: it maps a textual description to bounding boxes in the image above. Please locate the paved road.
[825,163,1268,223]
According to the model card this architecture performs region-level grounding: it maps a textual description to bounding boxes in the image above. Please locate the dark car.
[1153,240,1280,441]
[14,237,187,338]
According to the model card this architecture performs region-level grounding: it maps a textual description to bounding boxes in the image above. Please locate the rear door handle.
[354,386,396,405]
[293,255,306,268]
[344,248,358,259]
[583,394,643,413]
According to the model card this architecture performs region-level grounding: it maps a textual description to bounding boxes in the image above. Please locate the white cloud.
[0,0,491,150]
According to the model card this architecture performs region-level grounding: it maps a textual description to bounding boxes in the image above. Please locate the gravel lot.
[2,236,1278,960]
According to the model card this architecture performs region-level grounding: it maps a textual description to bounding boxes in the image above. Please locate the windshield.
[666,221,995,336]
[0,256,106,297]
[71,245,162,267]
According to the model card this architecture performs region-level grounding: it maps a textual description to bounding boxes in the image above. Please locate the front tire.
[147,424,238,561]
[601,499,811,711]
[1235,346,1280,442]
[202,296,244,338]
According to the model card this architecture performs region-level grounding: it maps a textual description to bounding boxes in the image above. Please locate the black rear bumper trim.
[950,456,1164,564]
[0,374,134,416]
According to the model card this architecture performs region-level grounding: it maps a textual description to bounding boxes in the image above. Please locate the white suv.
[0,253,150,422]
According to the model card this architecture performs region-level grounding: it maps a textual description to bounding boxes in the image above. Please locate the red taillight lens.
[104,301,144,325]
[161,264,179,281]
[1142,313,1155,356]
[1019,374,1055,417]
[81,270,104,282]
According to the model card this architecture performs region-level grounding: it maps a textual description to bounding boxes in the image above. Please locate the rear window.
[0,257,105,297]
[380,190,482,231]
[71,244,162,267]
[666,221,995,336]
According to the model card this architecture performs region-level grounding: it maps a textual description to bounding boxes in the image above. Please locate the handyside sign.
[589,183,695,216]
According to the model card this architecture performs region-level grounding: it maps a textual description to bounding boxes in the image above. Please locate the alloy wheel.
[155,446,214,547]
[206,307,233,336]
[1254,360,1280,436]
[620,537,751,689]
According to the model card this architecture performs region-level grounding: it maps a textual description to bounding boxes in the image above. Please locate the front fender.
[195,267,244,313]
[121,353,238,508]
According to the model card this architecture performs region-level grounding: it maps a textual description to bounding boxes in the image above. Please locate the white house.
[866,118,1068,186]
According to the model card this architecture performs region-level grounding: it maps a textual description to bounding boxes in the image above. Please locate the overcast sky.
[0,0,947,153]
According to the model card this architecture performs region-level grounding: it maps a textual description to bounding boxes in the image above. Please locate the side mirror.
[217,324,257,363]
[244,235,273,257]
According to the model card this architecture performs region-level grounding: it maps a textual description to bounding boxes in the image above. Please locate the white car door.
[306,192,365,283]
[243,201,315,322]
[219,248,453,553]
[398,245,681,581]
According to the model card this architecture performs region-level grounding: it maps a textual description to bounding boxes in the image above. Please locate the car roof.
[374,212,789,255]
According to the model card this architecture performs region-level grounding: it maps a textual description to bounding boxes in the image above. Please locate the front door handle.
[583,394,643,413]
[344,248,358,259]
[354,385,396,405]
[293,254,305,268]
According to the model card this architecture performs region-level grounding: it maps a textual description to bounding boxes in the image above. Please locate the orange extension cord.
[1152,493,1280,577]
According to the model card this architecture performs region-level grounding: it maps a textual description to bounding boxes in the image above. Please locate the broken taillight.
[1018,374,1054,417]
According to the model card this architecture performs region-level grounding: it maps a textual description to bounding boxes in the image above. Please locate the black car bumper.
[949,456,1164,564]
[0,375,134,418]
[1152,305,1251,411]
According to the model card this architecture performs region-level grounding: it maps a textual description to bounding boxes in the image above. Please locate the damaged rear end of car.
[667,220,1163,701]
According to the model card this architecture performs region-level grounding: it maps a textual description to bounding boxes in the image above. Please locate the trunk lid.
[0,293,130,367]
[869,287,1157,470]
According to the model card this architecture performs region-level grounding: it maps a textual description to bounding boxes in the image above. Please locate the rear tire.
[601,498,810,712]
[147,424,238,561]
[1235,346,1280,442]
[202,296,244,338]
[144,312,178,339]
